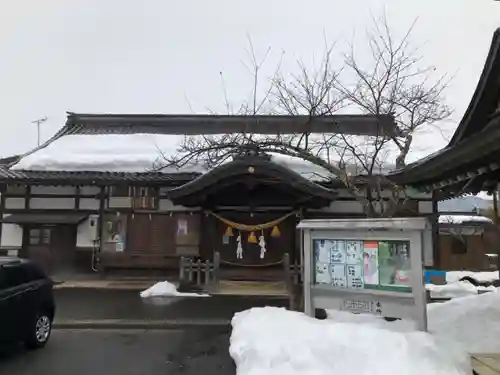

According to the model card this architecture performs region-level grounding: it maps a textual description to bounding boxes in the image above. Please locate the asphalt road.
[55,288,288,322]
[0,328,235,375]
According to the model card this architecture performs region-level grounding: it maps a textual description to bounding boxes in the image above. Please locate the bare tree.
[335,14,452,169]
[159,16,451,217]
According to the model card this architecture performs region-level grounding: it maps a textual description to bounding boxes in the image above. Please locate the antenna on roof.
[31,117,48,146]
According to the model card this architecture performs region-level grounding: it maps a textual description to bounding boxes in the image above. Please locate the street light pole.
[31,117,47,146]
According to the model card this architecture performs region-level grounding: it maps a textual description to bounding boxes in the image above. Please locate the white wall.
[4,197,25,209]
[158,199,197,211]
[79,198,100,210]
[31,185,76,195]
[30,197,75,209]
[76,216,99,248]
[80,186,101,195]
[0,219,22,248]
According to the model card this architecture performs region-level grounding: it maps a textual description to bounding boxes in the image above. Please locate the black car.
[0,257,55,349]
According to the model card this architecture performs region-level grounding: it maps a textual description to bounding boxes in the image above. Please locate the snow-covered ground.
[427,281,496,298]
[139,280,210,298]
[230,291,500,375]
[446,270,499,283]
[424,270,499,299]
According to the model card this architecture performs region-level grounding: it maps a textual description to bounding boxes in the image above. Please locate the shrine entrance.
[169,150,337,281]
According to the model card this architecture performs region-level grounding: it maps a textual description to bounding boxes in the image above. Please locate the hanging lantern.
[248,231,258,244]
[224,226,234,237]
[271,225,281,237]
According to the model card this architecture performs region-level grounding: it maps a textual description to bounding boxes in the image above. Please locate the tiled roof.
[64,112,398,137]
[0,168,200,185]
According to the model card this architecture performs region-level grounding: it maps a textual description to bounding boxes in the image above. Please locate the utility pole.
[31,117,47,146]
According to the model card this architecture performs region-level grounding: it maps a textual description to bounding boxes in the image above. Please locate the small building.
[0,113,435,280]
[438,214,498,271]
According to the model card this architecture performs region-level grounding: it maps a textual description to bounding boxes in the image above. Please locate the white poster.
[330,240,346,264]
[346,265,364,289]
[315,263,331,284]
[315,240,331,263]
[330,264,347,288]
[363,242,380,285]
[177,218,188,236]
[346,240,363,265]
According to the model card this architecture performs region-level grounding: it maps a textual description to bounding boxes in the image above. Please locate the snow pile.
[446,270,499,283]
[230,307,470,375]
[438,215,493,224]
[426,281,496,299]
[139,281,210,298]
[428,291,500,353]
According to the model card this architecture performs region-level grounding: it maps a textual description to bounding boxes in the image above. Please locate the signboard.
[298,218,430,331]
[314,239,412,292]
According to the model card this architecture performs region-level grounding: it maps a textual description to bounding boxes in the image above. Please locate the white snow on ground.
[426,281,497,299]
[438,214,493,224]
[230,307,471,375]
[230,291,500,374]
[446,270,499,283]
[427,291,500,354]
[139,281,210,298]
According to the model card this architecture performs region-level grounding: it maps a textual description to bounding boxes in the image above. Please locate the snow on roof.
[11,133,335,180]
[438,215,493,224]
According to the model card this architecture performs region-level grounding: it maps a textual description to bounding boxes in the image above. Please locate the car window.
[1,264,32,288]
[23,263,47,281]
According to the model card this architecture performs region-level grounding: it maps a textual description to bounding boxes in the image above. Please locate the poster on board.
[330,240,346,263]
[312,238,412,292]
[177,218,188,236]
[363,241,379,285]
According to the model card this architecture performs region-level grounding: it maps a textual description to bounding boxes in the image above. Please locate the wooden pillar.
[96,186,106,271]
[74,186,81,211]
[431,192,440,269]
[0,184,5,246]
[493,190,499,225]
[494,189,500,272]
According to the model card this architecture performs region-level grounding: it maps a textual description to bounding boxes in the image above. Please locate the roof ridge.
[448,27,500,146]
[8,119,77,169]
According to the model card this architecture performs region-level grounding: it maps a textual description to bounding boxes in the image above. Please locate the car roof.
[0,257,29,266]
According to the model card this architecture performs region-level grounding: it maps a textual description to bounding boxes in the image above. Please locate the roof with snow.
[0,112,395,186]
[438,215,493,225]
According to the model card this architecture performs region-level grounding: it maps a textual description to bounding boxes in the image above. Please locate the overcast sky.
[1,0,500,161]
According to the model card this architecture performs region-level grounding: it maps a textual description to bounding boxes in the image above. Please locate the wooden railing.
[179,252,220,290]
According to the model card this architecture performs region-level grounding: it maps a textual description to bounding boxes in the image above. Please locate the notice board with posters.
[298,218,430,331]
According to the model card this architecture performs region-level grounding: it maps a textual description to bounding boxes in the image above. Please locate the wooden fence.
[179,252,303,294]
[179,252,220,290]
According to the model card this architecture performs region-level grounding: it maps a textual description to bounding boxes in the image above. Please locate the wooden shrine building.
[0,113,435,279]
[390,28,500,269]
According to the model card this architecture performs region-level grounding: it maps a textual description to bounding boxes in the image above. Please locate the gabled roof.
[388,28,500,194]
[448,28,500,146]
[168,151,338,207]
[2,112,396,186]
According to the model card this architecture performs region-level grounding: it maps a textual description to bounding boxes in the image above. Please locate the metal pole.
[31,117,47,146]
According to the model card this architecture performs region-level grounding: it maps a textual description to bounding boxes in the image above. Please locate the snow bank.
[428,291,500,353]
[426,281,497,299]
[230,307,470,375]
[139,281,210,298]
[446,270,499,283]
[438,215,493,224]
